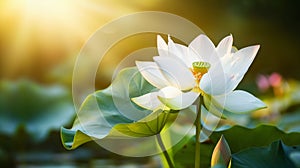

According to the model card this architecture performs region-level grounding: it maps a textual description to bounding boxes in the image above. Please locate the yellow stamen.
[191,61,210,94]
[192,62,211,74]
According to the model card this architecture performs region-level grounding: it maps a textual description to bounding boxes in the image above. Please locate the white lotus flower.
[132,34,266,116]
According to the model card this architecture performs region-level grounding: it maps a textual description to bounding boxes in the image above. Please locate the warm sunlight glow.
[0,0,135,78]
[4,0,87,39]
[20,0,74,21]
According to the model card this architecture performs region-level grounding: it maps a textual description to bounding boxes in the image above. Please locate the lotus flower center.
[191,61,210,93]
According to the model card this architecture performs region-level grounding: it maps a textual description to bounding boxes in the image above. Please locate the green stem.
[157,133,175,168]
[195,95,203,168]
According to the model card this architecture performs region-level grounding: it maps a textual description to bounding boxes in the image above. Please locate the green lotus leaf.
[232,140,300,168]
[61,67,182,150]
[173,125,300,168]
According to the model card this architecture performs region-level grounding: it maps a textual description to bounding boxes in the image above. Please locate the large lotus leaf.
[231,140,300,168]
[0,80,74,141]
[173,125,300,168]
[61,67,168,150]
[210,125,300,152]
[62,108,178,150]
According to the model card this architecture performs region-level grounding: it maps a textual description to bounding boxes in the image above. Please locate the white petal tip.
[157,35,165,42]
[225,34,233,39]
[250,45,260,53]
[131,92,162,111]
[157,34,163,39]
[254,100,267,109]
[167,34,175,44]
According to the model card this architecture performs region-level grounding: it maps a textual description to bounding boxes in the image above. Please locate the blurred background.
[0,0,300,167]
